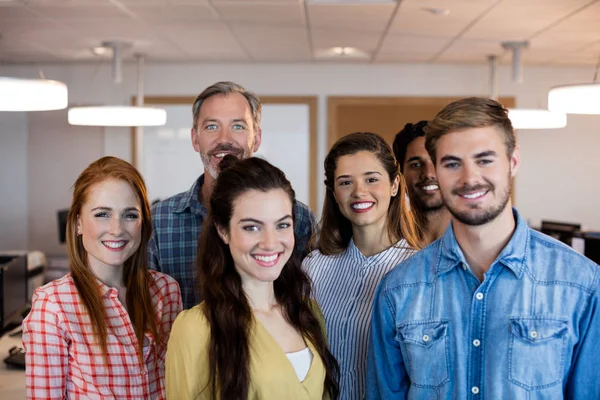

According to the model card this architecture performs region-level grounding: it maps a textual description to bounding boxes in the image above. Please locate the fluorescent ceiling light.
[0,77,68,111]
[508,108,567,130]
[547,83,600,115]
[68,106,167,127]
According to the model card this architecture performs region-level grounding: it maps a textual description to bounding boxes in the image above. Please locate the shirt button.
[422,334,430,342]
[530,330,538,339]
[473,339,481,347]
[462,263,467,270]
[472,386,480,394]
[475,292,484,300]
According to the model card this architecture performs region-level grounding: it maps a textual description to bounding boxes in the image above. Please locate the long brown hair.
[197,155,339,399]
[66,156,161,360]
[319,132,421,255]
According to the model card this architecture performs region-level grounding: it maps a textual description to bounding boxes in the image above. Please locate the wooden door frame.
[327,95,518,203]
[131,96,319,211]
[328,96,516,148]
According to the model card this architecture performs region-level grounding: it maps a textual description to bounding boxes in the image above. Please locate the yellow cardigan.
[166,302,330,400]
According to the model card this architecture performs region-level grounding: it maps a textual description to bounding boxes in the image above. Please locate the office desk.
[0,328,26,400]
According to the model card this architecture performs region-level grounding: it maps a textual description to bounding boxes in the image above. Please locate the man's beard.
[445,175,511,226]
[200,143,246,179]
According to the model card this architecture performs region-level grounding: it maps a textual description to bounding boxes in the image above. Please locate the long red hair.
[66,156,161,360]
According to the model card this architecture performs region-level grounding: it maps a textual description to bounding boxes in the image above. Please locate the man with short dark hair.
[367,97,600,399]
[149,82,316,309]
[393,121,450,245]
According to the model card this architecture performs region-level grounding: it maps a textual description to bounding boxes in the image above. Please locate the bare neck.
[243,280,278,313]
[352,221,394,257]
[90,263,124,288]
[453,205,516,282]
[422,208,452,246]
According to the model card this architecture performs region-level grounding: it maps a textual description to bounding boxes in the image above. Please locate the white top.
[286,347,313,382]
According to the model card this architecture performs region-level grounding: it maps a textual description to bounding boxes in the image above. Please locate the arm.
[366,283,409,400]
[566,271,600,399]
[166,309,211,400]
[295,203,318,259]
[22,289,69,400]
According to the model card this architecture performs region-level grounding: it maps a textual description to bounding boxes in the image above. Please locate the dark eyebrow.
[474,150,497,158]
[440,155,462,163]
[406,156,425,164]
[335,171,381,181]
[238,215,292,225]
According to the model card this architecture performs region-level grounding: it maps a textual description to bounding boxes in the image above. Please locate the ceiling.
[0,0,599,66]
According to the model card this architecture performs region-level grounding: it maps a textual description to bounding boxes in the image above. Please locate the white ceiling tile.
[159,22,249,60]
[463,0,595,40]
[230,25,312,60]
[215,3,305,27]
[390,0,500,37]
[379,33,447,56]
[311,28,381,52]
[128,4,218,22]
[308,4,395,33]
[436,38,503,63]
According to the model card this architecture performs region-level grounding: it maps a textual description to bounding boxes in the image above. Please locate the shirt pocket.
[508,317,568,390]
[395,320,450,388]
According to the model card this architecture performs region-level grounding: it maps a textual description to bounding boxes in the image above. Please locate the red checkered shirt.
[22,270,182,400]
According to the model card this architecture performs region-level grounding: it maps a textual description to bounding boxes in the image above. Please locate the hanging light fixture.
[490,43,567,130]
[548,51,600,115]
[68,41,167,127]
[0,76,68,111]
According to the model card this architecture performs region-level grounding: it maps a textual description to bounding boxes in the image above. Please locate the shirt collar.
[173,174,208,215]
[348,237,408,265]
[436,208,529,279]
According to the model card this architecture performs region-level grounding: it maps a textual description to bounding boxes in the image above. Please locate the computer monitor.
[540,220,581,246]
[57,209,69,244]
[582,234,600,265]
[0,254,28,335]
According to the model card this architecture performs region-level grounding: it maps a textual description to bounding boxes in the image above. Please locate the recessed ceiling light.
[421,7,450,16]
[315,46,370,60]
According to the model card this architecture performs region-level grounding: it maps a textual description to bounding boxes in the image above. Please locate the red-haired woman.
[22,156,182,399]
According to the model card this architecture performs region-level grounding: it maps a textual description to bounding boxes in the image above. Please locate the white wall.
[1,61,599,250]
[0,112,28,250]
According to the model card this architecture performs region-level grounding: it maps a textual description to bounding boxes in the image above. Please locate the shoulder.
[30,274,75,305]
[302,248,340,271]
[151,190,188,216]
[379,242,439,290]
[527,230,599,290]
[149,270,182,302]
[171,304,210,341]
[150,270,180,292]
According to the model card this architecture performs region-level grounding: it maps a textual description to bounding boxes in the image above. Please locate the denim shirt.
[366,209,600,400]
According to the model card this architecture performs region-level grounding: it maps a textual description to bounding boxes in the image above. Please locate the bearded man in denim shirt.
[367,97,600,399]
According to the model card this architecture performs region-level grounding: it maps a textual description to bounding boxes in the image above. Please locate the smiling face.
[333,150,399,231]
[435,126,519,226]
[192,93,261,179]
[403,136,444,214]
[77,178,143,274]
[217,189,295,285]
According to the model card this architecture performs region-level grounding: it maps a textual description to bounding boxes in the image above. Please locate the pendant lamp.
[68,41,166,127]
[0,77,68,111]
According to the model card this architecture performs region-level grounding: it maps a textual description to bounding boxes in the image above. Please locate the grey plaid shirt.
[148,175,317,309]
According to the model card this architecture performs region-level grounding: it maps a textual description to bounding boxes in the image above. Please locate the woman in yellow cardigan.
[166,156,339,400]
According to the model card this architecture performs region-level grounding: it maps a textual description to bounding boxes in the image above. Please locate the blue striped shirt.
[149,174,317,310]
[303,239,416,400]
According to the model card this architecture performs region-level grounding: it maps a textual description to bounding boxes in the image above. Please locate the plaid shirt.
[22,271,182,400]
[149,174,317,309]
